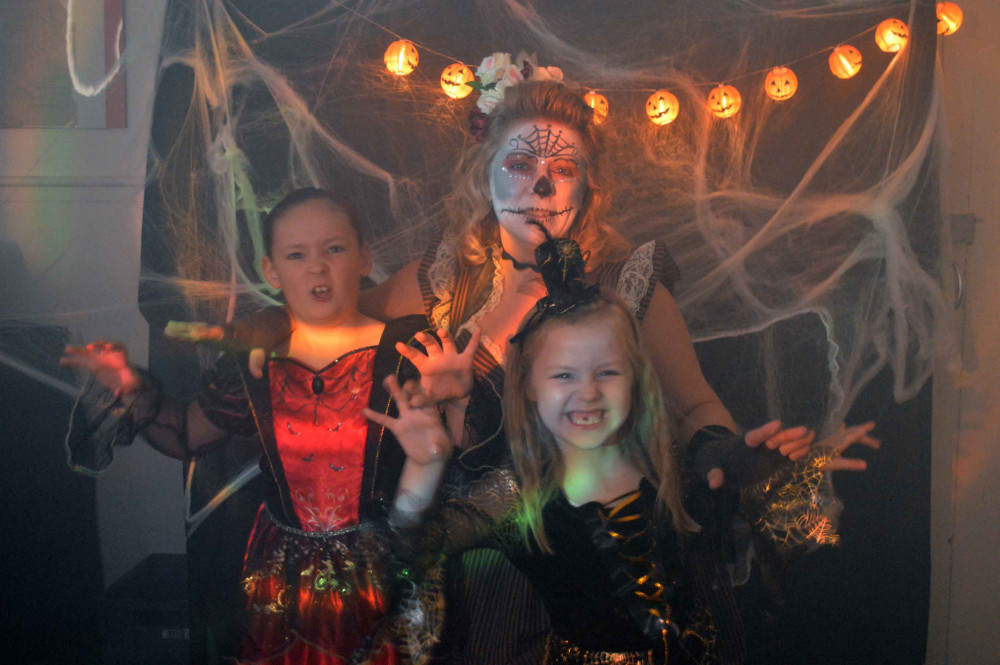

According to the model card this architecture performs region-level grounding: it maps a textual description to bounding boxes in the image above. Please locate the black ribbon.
[509,230,600,344]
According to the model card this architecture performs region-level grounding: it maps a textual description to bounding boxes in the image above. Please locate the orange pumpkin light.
[645,90,680,126]
[936,2,964,35]
[384,39,418,76]
[583,91,609,124]
[707,84,741,119]
[875,18,910,52]
[764,66,798,102]
[440,63,474,99]
[829,44,863,79]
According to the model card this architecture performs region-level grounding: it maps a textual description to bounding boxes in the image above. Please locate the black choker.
[500,247,539,272]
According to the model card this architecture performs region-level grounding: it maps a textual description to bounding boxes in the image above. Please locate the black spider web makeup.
[508,124,580,160]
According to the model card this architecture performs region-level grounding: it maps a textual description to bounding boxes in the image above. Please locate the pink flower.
[532,66,564,82]
[498,64,524,88]
[477,52,513,86]
[477,88,506,113]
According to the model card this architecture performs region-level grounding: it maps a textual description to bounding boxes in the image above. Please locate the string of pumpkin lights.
[379,1,964,125]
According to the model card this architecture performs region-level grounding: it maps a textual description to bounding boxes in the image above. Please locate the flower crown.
[468,52,564,141]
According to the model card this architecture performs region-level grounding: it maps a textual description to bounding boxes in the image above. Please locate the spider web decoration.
[0,0,951,537]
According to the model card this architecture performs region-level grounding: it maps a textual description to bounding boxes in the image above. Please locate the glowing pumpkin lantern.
[875,18,910,52]
[829,45,862,79]
[764,66,798,102]
[583,91,609,124]
[440,63,474,99]
[384,39,418,76]
[645,90,680,126]
[707,84,741,118]
[936,2,963,35]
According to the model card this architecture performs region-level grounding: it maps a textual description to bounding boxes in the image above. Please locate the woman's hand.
[60,341,140,397]
[744,420,816,461]
[816,421,881,472]
[396,327,481,405]
[364,376,453,466]
[703,421,816,490]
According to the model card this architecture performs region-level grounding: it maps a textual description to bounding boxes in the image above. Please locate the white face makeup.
[489,119,588,262]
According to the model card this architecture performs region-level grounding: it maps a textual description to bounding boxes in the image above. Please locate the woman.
[363,78,816,487]
[359,76,836,663]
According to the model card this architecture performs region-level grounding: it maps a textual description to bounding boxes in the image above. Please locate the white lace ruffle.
[427,240,458,330]
[426,240,506,366]
[614,240,656,316]
[456,249,505,366]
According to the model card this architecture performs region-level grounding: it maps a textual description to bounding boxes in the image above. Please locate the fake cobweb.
[1,0,954,536]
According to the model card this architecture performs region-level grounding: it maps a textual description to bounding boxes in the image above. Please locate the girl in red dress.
[62,188,474,665]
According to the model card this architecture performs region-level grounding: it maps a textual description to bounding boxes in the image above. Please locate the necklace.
[499,247,539,272]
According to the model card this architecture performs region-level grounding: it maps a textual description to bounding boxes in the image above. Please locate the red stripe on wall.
[104,0,126,128]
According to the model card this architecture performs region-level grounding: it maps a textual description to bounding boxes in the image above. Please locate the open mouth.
[311,286,331,300]
[567,410,605,426]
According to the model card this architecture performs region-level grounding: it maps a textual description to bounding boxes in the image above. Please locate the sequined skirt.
[238,504,398,665]
[543,633,657,665]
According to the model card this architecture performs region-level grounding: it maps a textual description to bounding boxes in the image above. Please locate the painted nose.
[533,175,553,197]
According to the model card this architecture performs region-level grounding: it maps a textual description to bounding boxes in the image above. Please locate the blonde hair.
[503,292,698,553]
[443,80,630,272]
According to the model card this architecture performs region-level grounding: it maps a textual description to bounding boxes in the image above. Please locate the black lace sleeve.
[65,352,256,475]
[66,369,192,473]
[196,352,258,438]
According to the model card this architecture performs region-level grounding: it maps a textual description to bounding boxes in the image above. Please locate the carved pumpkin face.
[440,63,474,99]
[645,90,680,126]
[936,2,963,36]
[384,40,419,76]
[583,91,609,125]
[764,66,798,102]
[707,84,741,119]
[829,45,863,79]
[875,18,910,52]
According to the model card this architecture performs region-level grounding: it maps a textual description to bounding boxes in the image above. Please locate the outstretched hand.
[363,376,453,466]
[744,420,816,460]
[816,421,881,472]
[705,420,816,490]
[59,340,140,397]
[396,327,481,404]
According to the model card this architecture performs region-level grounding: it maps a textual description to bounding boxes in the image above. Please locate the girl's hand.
[364,376,453,466]
[59,340,140,397]
[396,327,481,404]
[816,421,881,472]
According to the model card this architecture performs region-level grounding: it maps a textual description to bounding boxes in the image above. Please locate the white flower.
[477,88,505,113]
[474,51,565,115]
[477,52,513,86]
[476,63,524,113]
[498,64,524,88]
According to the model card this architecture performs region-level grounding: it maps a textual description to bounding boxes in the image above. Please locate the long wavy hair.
[443,80,630,273]
[504,292,698,554]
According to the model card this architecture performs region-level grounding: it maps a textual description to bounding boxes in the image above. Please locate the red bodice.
[268,348,376,532]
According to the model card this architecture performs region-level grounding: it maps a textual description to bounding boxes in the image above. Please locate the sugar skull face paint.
[489,119,588,261]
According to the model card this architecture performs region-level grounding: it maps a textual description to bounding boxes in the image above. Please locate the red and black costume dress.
[67,314,428,665]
